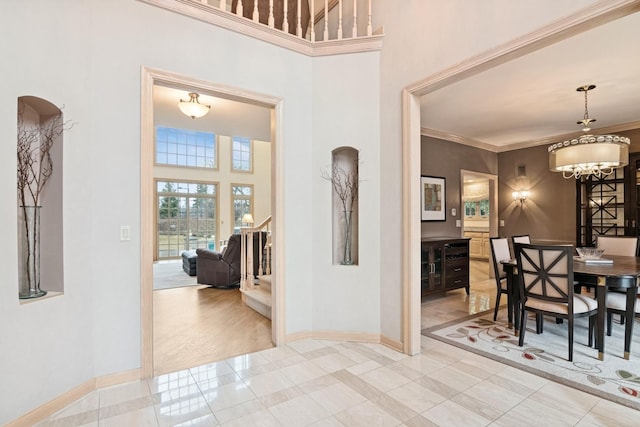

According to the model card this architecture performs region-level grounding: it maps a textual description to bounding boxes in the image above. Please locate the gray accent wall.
[497,145,575,244]
[421,136,498,237]
[423,129,640,245]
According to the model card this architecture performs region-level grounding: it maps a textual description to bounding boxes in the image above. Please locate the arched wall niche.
[17,96,65,298]
[331,146,359,265]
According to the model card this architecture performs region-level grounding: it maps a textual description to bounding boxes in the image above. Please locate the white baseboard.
[6,369,140,427]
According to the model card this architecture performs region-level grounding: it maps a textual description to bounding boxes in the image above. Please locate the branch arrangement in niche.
[17,100,74,207]
[16,99,75,298]
[320,158,359,213]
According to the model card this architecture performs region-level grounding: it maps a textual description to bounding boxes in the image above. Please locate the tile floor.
[35,262,639,426]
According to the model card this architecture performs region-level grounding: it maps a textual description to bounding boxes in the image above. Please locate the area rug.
[423,310,640,411]
[153,261,198,290]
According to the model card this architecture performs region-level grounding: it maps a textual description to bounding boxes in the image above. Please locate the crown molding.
[495,120,640,153]
[138,0,382,57]
[422,120,640,154]
[420,127,499,153]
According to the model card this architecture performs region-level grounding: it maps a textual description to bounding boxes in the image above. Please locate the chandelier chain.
[583,88,589,121]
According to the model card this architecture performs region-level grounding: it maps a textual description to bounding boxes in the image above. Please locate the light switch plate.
[500,219,505,227]
[120,226,131,241]
[455,220,461,227]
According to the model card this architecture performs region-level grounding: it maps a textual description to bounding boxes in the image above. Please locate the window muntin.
[156,180,218,259]
[231,184,253,232]
[232,136,252,172]
[464,199,489,218]
[156,127,217,169]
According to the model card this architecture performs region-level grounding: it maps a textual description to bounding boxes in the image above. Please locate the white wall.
[312,51,381,334]
[374,0,599,342]
[0,0,315,422]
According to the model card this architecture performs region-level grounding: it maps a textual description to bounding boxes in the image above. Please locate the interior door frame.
[140,67,285,378]
[460,170,499,275]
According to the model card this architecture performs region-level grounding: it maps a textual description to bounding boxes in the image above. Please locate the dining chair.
[605,292,640,358]
[597,235,640,305]
[514,243,598,361]
[489,237,511,321]
[511,234,531,245]
[596,236,639,256]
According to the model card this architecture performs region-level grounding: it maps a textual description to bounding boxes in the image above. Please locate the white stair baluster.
[236,0,243,17]
[352,0,357,38]
[323,0,329,40]
[253,0,259,21]
[296,0,302,37]
[310,0,315,41]
[337,0,342,39]
[268,0,274,27]
[283,0,289,33]
[367,0,371,36]
[219,0,226,12]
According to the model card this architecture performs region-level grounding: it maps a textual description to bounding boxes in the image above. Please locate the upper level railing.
[139,0,383,56]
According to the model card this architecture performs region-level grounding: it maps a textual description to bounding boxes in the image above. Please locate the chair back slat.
[515,243,574,304]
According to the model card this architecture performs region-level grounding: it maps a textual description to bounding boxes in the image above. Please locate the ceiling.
[420,10,640,152]
[153,85,272,142]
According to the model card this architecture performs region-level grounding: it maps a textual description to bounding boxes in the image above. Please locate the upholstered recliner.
[196,232,267,288]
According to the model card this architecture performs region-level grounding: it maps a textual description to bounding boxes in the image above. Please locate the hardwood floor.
[154,259,491,376]
[153,284,273,376]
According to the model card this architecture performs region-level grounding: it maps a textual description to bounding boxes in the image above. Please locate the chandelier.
[178,92,211,119]
[548,84,630,179]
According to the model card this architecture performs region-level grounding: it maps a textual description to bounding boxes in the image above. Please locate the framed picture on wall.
[421,175,446,221]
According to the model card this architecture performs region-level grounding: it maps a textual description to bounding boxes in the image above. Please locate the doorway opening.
[141,68,285,378]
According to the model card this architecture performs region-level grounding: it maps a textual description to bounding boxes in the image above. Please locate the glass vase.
[19,206,46,299]
[342,210,353,265]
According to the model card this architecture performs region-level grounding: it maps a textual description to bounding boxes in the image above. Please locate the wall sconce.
[512,190,529,204]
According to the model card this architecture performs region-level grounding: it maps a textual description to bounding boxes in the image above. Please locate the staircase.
[239,217,272,319]
[241,274,272,319]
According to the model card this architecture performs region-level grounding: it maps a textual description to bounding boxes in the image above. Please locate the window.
[156,126,217,169]
[156,180,218,259]
[231,136,252,172]
[231,184,253,232]
[464,199,490,218]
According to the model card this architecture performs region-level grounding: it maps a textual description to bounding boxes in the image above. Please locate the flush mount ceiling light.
[548,84,630,180]
[178,92,211,119]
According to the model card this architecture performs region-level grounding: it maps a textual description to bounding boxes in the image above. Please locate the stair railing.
[240,215,272,291]
[181,0,374,41]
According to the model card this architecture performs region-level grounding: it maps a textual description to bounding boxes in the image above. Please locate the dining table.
[501,254,640,361]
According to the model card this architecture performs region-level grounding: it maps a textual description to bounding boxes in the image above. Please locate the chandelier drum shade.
[549,134,630,179]
[178,92,211,119]
[548,85,631,179]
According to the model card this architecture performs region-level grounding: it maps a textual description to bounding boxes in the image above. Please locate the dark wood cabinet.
[421,237,470,296]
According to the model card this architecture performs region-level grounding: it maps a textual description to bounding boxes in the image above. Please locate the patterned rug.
[423,310,640,411]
